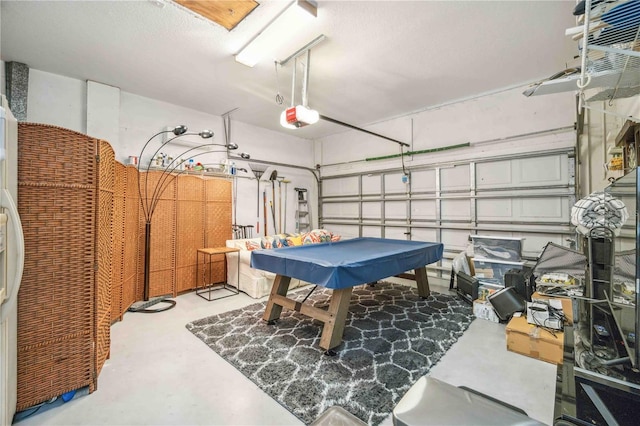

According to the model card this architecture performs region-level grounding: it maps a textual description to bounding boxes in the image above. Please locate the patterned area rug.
[186,282,473,425]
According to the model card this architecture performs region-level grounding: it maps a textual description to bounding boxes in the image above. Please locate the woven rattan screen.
[134,172,232,298]
[176,176,205,294]
[109,168,231,316]
[122,166,140,311]
[96,141,114,376]
[138,171,177,298]
[112,162,126,321]
[205,178,233,283]
[16,122,232,409]
[16,123,99,410]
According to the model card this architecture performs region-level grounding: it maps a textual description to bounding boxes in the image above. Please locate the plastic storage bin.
[473,257,525,286]
[471,235,524,262]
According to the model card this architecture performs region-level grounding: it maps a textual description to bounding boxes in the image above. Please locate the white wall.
[317,87,577,177]
[27,68,87,132]
[7,61,638,238]
[117,92,317,235]
[1,63,87,131]
[87,80,120,146]
[5,65,317,236]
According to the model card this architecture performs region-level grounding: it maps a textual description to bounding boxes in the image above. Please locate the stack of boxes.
[462,236,572,364]
[505,292,572,365]
[470,236,525,323]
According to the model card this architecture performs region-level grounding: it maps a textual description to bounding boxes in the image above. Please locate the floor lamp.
[130,125,243,313]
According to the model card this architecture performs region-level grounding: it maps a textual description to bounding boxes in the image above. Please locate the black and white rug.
[185,282,473,425]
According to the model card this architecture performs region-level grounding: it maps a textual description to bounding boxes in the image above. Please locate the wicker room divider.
[204,178,233,284]
[16,123,232,411]
[123,166,141,312]
[111,162,126,322]
[136,171,232,300]
[140,171,177,299]
[16,123,108,410]
[175,175,205,294]
[96,141,114,376]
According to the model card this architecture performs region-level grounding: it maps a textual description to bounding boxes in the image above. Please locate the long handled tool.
[249,163,268,236]
[270,200,277,235]
[263,190,268,236]
[269,170,278,234]
[281,179,291,233]
[277,177,285,232]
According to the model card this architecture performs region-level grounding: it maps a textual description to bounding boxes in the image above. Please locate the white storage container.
[471,235,524,262]
[473,257,525,286]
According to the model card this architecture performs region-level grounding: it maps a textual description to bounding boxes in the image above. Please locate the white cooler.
[392,377,544,426]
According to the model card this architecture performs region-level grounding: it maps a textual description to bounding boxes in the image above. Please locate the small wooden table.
[196,247,240,301]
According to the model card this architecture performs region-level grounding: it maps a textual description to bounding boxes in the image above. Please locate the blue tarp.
[250,237,443,289]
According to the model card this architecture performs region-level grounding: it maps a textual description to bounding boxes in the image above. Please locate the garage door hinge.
[96,154,100,163]
[94,262,99,272]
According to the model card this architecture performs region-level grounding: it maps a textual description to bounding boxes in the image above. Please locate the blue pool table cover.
[250,237,443,289]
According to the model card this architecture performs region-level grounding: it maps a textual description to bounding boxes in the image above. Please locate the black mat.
[186,282,473,425]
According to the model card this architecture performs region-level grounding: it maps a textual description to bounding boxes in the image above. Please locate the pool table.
[250,237,444,351]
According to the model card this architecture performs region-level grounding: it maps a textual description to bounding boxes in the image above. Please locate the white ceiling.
[0,0,578,140]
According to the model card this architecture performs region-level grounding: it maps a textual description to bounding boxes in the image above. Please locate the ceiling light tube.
[235,0,317,67]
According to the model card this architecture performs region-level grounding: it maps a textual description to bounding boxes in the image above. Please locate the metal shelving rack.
[527,1,639,123]
[576,0,640,123]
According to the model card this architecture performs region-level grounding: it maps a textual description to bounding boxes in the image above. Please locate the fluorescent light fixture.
[235,0,317,67]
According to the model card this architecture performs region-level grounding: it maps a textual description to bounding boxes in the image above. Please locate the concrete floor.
[13,278,557,426]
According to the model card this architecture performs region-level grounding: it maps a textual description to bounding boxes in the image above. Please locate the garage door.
[320,148,576,271]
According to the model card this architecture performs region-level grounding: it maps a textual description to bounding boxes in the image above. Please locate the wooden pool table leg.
[263,274,292,322]
[319,287,353,351]
[415,266,431,298]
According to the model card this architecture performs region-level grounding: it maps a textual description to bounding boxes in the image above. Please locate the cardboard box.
[473,299,500,323]
[531,291,573,324]
[506,316,563,365]
[474,267,494,279]
[477,283,501,301]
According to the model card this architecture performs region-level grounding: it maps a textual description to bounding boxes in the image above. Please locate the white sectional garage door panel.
[319,150,575,264]
[476,155,567,189]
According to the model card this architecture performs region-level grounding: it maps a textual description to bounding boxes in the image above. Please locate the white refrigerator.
[0,95,25,426]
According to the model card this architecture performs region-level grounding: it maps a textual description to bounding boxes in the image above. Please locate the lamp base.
[128,295,176,313]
